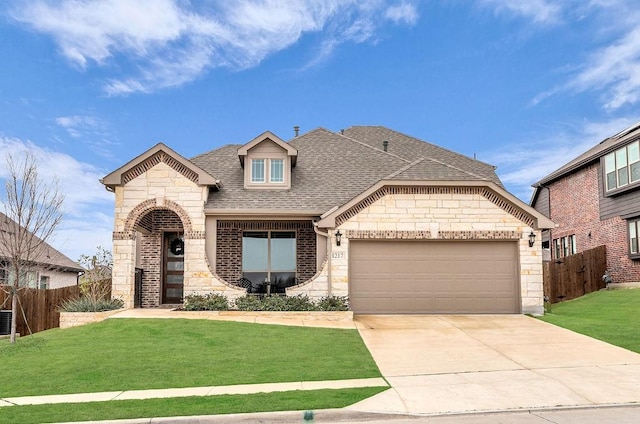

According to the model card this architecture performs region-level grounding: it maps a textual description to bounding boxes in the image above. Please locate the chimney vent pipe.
[382,140,389,152]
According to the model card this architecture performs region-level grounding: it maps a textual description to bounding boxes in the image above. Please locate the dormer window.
[238,131,298,190]
[250,158,284,184]
[270,159,284,183]
[251,159,265,183]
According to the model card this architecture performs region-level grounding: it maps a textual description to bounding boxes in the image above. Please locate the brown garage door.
[349,240,520,314]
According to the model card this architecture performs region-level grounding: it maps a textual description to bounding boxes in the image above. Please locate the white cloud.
[483,117,638,202]
[0,136,114,259]
[11,0,419,95]
[568,25,640,110]
[54,114,119,159]
[478,0,562,25]
[385,2,419,25]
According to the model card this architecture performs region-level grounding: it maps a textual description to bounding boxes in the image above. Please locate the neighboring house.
[102,126,554,315]
[0,212,82,289]
[531,122,640,284]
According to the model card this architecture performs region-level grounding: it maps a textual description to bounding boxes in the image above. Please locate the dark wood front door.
[163,232,184,304]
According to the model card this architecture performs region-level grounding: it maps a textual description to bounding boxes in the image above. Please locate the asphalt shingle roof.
[0,212,82,271]
[190,126,503,214]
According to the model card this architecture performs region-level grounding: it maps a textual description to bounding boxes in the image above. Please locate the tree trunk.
[10,290,17,344]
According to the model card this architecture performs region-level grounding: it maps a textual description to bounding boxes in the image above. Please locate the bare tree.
[0,153,64,343]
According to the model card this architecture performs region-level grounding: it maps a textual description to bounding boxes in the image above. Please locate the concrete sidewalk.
[0,378,387,407]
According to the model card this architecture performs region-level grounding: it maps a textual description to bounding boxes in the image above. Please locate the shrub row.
[183,293,349,312]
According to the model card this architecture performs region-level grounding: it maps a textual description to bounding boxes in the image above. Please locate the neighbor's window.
[553,235,577,259]
[270,159,284,183]
[39,276,50,290]
[630,219,639,257]
[604,140,640,191]
[251,159,265,183]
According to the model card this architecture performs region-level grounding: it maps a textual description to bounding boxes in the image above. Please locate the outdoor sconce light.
[528,231,536,248]
[335,230,342,246]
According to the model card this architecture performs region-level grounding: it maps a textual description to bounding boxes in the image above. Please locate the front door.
[163,232,184,304]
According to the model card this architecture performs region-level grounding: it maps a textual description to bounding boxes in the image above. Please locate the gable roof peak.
[237,130,298,167]
[101,142,219,190]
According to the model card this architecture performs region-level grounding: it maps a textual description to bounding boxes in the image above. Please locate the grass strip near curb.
[539,289,640,353]
[0,318,380,397]
[0,387,388,424]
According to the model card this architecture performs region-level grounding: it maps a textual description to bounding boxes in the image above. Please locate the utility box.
[0,310,11,336]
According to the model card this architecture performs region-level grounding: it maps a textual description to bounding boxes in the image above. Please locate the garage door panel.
[350,240,520,314]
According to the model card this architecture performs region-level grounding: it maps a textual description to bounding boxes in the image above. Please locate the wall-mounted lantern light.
[528,231,536,248]
[335,230,342,246]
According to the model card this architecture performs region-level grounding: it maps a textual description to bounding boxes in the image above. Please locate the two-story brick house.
[102,126,554,315]
[531,122,640,284]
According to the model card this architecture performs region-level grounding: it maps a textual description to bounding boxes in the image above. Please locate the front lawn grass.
[0,318,381,397]
[0,387,387,424]
[539,288,640,353]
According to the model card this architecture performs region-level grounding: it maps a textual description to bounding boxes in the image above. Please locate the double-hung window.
[251,159,265,183]
[630,219,640,257]
[604,140,640,191]
[270,159,284,183]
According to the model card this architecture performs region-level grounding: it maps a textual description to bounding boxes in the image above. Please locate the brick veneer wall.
[216,221,316,285]
[547,164,640,283]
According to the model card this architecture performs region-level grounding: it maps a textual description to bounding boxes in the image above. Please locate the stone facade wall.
[547,164,640,283]
[111,162,240,308]
[215,220,317,285]
[293,191,543,314]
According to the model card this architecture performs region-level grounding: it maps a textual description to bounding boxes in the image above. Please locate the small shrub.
[258,295,289,311]
[234,295,264,311]
[183,293,229,311]
[283,294,316,311]
[316,296,349,311]
[59,297,124,312]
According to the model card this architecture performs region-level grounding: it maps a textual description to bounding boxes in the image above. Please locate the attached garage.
[349,240,520,314]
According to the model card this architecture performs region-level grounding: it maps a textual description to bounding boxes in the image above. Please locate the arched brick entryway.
[126,200,192,307]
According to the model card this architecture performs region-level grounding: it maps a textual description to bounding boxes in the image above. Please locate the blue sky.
[1,0,639,261]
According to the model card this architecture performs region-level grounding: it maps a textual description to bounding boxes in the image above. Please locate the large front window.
[242,231,296,291]
[605,140,640,191]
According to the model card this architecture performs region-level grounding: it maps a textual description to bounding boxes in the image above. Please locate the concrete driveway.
[348,315,640,415]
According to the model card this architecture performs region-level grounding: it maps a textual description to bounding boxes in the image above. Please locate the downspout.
[313,222,332,297]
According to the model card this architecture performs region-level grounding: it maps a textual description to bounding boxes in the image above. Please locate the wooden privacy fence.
[543,245,607,304]
[0,285,79,336]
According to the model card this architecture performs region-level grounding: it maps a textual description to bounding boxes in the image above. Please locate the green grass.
[0,387,388,424]
[0,318,381,397]
[540,289,640,353]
